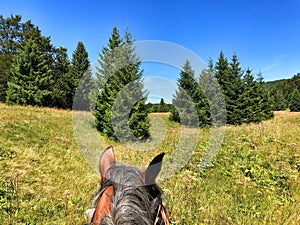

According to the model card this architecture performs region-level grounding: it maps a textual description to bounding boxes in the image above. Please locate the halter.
[89,179,169,225]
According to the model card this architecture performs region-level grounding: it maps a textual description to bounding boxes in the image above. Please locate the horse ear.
[143,152,165,185]
[99,146,116,178]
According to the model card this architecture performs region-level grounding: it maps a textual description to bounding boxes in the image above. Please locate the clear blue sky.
[1,0,300,83]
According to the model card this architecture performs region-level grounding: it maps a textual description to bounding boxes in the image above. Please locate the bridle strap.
[91,180,114,225]
[154,203,170,225]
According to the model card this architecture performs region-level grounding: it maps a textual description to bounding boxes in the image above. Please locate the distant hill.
[265,78,289,91]
[265,73,300,111]
[265,73,300,92]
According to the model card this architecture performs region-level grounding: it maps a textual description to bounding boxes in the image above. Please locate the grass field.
[0,103,299,224]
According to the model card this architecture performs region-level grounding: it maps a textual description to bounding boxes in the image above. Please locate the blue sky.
[1,0,300,90]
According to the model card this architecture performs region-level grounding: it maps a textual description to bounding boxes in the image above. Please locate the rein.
[89,179,169,225]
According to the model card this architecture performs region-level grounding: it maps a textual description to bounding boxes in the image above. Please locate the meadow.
[0,103,299,224]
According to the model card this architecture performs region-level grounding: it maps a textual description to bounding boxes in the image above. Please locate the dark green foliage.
[94,27,124,135]
[170,60,210,127]
[271,89,288,110]
[146,101,173,113]
[255,72,274,120]
[199,59,226,126]
[69,42,94,111]
[0,14,72,108]
[213,51,274,124]
[267,73,300,111]
[112,81,150,141]
[0,15,23,54]
[6,38,53,106]
[0,54,12,102]
[96,26,123,89]
[159,98,167,112]
[51,47,71,109]
[215,52,244,125]
[289,88,300,112]
[94,27,150,141]
[0,15,36,102]
[239,69,263,123]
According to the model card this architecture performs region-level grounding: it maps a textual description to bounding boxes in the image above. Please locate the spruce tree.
[229,54,244,124]
[256,72,274,120]
[159,98,167,112]
[239,68,261,123]
[96,26,122,88]
[170,60,209,127]
[215,51,233,124]
[51,47,71,108]
[215,52,250,125]
[289,88,300,112]
[199,59,226,126]
[94,27,150,141]
[271,89,287,110]
[0,54,12,102]
[94,27,123,135]
[6,38,53,106]
[69,41,93,110]
[0,15,36,102]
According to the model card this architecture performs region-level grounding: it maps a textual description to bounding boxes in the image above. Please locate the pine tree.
[256,72,274,120]
[0,54,12,102]
[94,27,123,134]
[215,51,234,124]
[96,27,123,88]
[215,52,247,125]
[159,98,167,112]
[69,41,93,110]
[0,15,35,102]
[199,58,226,126]
[51,47,71,108]
[239,68,261,123]
[94,27,150,141]
[229,54,244,124]
[289,88,300,112]
[170,60,209,127]
[271,89,287,110]
[6,37,53,106]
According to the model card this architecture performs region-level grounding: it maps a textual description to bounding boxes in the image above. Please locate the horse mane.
[93,164,163,225]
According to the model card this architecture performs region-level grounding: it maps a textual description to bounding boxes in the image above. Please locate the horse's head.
[89,146,169,225]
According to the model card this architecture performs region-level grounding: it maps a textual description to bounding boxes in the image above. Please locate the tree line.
[0,14,93,109]
[169,53,274,127]
[1,14,298,142]
[265,74,300,112]
[0,15,149,141]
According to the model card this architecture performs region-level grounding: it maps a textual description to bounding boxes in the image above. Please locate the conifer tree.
[69,41,93,110]
[199,59,226,126]
[51,47,71,108]
[271,89,287,110]
[0,15,37,102]
[170,60,209,127]
[94,27,122,134]
[289,88,300,112]
[256,72,274,120]
[6,38,53,106]
[239,68,261,123]
[94,27,150,141]
[96,26,123,88]
[214,51,233,124]
[229,54,244,124]
[159,98,167,112]
[215,52,254,125]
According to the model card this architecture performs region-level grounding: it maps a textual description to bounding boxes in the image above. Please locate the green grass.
[0,104,299,224]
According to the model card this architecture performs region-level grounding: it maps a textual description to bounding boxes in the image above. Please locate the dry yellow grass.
[1,103,299,224]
